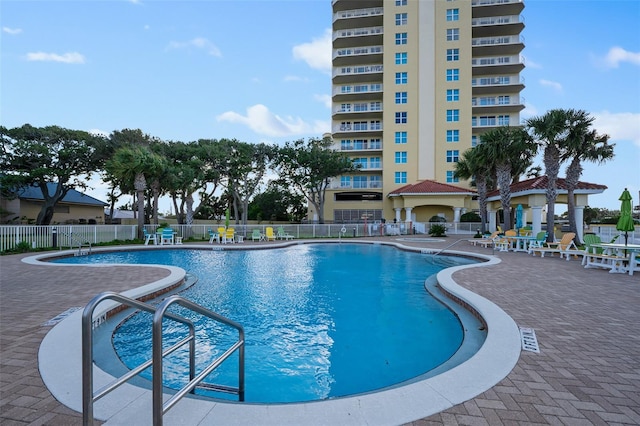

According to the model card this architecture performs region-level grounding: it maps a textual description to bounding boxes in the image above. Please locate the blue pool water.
[53,244,477,403]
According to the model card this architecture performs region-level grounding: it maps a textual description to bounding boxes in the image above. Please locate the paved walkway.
[1,237,638,425]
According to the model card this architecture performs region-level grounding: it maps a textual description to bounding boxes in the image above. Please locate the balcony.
[333,26,383,48]
[333,45,383,66]
[472,95,525,114]
[332,121,383,138]
[333,7,383,30]
[472,75,524,94]
[472,14,524,38]
[333,102,383,120]
[339,139,383,152]
[333,64,384,84]
[472,0,524,18]
[472,54,524,75]
[472,35,524,55]
[333,83,383,102]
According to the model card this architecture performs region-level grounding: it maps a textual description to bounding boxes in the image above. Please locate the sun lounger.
[530,232,579,259]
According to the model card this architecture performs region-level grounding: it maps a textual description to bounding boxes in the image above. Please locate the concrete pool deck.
[1,235,639,425]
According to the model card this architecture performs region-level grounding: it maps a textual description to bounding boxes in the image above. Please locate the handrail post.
[152,308,165,426]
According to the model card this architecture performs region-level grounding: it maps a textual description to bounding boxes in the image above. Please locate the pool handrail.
[81,291,245,426]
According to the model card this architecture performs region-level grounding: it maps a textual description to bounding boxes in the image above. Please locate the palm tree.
[480,126,536,230]
[454,145,493,233]
[563,112,614,243]
[526,109,574,241]
[105,146,166,238]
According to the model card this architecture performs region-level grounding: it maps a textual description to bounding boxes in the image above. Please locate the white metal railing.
[333,45,383,60]
[333,64,383,78]
[333,102,383,114]
[472,75,525,87]
[334,83,383,96]
[333,26,383,40]
[333,6,383,22]
[472,0,522,6]
[472,35,524,47]
[472,55,522,67]
[472,15,522,26]
[472,95,522,107]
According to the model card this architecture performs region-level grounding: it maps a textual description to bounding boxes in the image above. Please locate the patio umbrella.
[225,208,230,229]
[515,204,523,232]
[616,188,635,246]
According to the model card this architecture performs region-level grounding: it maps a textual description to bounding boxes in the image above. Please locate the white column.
[574,205,585,242]
[404,207,413,222]
[531,206,543,235]
[488,209,497,232]
[394,208,402,223]
[453,207,462,223]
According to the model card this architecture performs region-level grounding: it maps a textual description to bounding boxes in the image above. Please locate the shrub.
[460,212,481,222]
[428,215,446,223]
[429,224,447,237]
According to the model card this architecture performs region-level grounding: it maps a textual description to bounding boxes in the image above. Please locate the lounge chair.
[527,231,548,253]
[251,229,263,242]
[143,228,157,245]
[265,226,276,241]
[208,229,219,244]
[494,230,517,252]
[530,232,578,259]
[222,228,235,244]
[276,226,295,240]
[160,228,174,245]
[469,231,499,247]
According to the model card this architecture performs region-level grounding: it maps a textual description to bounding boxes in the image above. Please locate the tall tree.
[274,137,357,224]
[454,144,493,233]
[526,109,574,241]
[0,124,107,225]
[480,126,536,229]
[105,145,166,238]
[562,112,614,243]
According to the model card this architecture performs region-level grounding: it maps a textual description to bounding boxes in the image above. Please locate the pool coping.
[33,241,521,426]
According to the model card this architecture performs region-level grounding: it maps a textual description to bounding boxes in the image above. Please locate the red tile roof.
[388,180,475,196]
[487,176,607,197]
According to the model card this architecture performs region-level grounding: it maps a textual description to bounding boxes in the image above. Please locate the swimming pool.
[53,244,478,403]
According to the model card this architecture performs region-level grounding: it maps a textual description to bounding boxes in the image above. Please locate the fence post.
[52,227,58,248]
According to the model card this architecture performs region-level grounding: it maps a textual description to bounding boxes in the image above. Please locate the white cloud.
[523,57,542,69]
[314,94,331,109]
[602,46,640,68]
[283,75,309,82]
[2,27,22,35]
[292,28,332,75]
[166,37,221,57]
[539,79,563,92]
[217,104,315,137]
[25,51,85,64]
[593,111,640,147]
[89,128,109,137]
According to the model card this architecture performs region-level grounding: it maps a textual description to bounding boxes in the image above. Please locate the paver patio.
[1,236,638,425]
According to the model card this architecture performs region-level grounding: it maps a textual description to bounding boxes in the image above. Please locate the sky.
[1,0,639,214]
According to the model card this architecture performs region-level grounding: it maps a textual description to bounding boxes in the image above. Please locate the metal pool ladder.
[82,291,245,426]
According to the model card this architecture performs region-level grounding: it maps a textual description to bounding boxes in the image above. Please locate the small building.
[0,184,108,224]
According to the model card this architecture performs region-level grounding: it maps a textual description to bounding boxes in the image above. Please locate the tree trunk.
[476,175,489,233]
[565,158,582,244]
[544,146,560,242]
[134,172,147,239]
[151,179,160,225]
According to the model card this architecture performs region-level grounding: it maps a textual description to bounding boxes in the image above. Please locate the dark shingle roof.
[17,184,108,206]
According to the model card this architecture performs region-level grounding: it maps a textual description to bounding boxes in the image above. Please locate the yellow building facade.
[325,0,525,224]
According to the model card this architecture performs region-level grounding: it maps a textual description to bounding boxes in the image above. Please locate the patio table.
[585,243,640,275]
[509,235,536,252]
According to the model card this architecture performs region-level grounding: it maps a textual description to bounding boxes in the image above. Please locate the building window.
[447,130,459,142]
[340,139,353,150]
[340,176,351,187]
[395,52,407,65]
[446,109,459,122]
[446,150,459,163]
[370,157,381,168]
[395,92,408,104]
[498,115,510,125]
[395,171,407,184]
[395,0,407,5]
[370,120,382,130]
[395,131,407,144]
[370,175,382,188]
[395,151,407,164]
[446,28,459,41]
[446,68,459,81]
[353,176,367,189]
[395,13,408,25]
[446,48,459,61]
[395,32,407,45]
[446,89,459,102]
[446,171,459,183]
[471,135,478,147]
[353,157,367,169]
[353,121,367,130]
[395,72,408,84]
[446,8,459,21]
[395,112,407,124]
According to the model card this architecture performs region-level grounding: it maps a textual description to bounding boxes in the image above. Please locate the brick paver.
[1,237,638,425]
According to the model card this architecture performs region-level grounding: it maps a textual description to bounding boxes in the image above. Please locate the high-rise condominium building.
[324,0,525,226]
